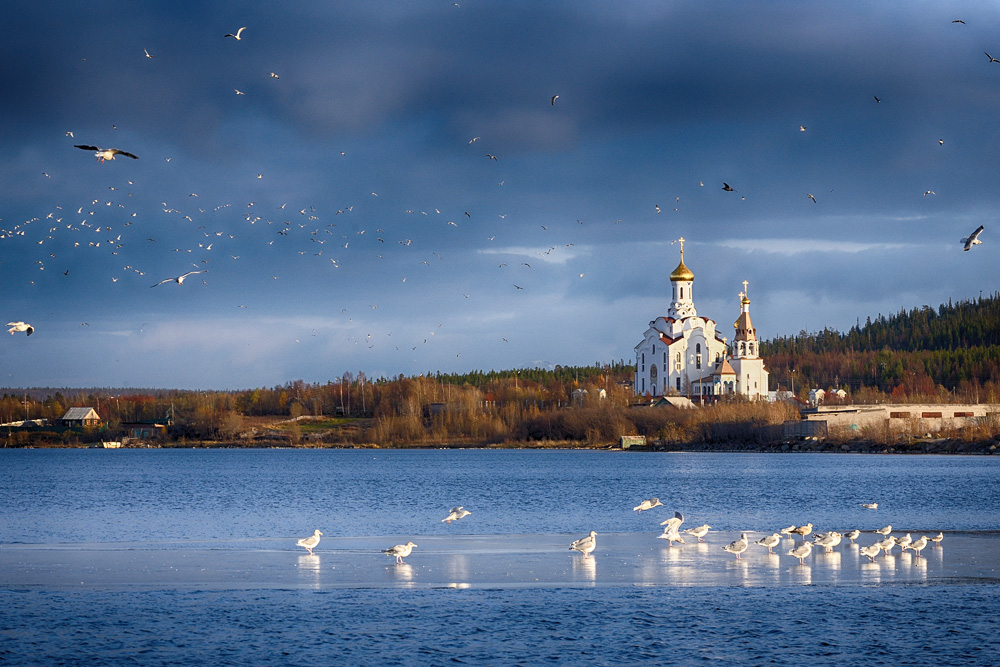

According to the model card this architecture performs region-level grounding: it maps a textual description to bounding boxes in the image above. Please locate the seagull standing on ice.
[383,541,417,564]
[7,321,33,336]
[792,523,814,541]
[755,533,781,554]
[296,529,322,555]
[962,225,984,251]
[684,524,711,542]
[569,531,597,558]
[859,543,882,562]
[150,270,207,287]
[442,506,471,524]
[74,145,138,162]
[875,525,892,536]
[723,533,749,559]
[787,541,813,565]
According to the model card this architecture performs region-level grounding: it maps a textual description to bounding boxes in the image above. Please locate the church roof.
[669,257,694,282]
[733,310,757,341]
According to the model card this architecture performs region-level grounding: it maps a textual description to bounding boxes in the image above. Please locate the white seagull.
[225,27,247,40]
[792,523,814,541]
[296,529,322,555]
[634,497,663,513]
[755,533,781,554]
[569,531,597,558]
[844,529,861,543]
[787,541,813,565]
[74,145,138,162]
[442,506,471,524]
[151,270,207,287]
[383,541,417,564]
[7,321,33,336]
[875,536,897,557]
[659,511,684,532]
[813,531,842,553]
[962,225,984,251]
[875,525,892,536]
[860,543,882,562]
[723,533,749,560]
[684,524,712,542]
[861,503,878,509]
[906,535,929,557]
[930,532,944,545]
[779,525,797,538]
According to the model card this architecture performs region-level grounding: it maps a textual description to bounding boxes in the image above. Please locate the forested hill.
[762,293,1000,399]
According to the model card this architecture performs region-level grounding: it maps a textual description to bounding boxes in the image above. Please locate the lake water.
[1,449,999,665]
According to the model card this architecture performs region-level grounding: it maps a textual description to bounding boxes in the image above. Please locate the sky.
[1,1,997,390]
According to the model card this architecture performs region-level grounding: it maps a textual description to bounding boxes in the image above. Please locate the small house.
[60,407,102,428]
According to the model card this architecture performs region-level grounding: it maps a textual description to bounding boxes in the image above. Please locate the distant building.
[634,238,770,401]
[60,407,101,427]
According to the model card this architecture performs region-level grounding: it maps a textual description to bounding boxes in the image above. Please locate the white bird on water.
[7,321,33,336]
[569,531,597,558]
[861,503,878,509]
[723,533,749,560]
[74,145,138,162]
[684,524,711,542]
[633,498,663,513]
[787,541,813,565]
[151,270,207,287]
[383,541,417,564]
[296,529,322,555]
[442,506,471,524]
[755,533,781,554]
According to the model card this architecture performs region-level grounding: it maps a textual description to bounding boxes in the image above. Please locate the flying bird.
[873,95,881,103]
[799,125,806,131]
[74,145,138,162]
[722,182,735,192]
[225,27,247,40]
[952,19,966,24]
[442,506,471,524]
[296,529,322,555]
[962,225,984,251]
[143,48,156,58]
[986,52,1000,64]
[7,321,33,336]
[807,193,817,203]
[551,94,559,105]
[923,190,936,197]
[150,270,207,287]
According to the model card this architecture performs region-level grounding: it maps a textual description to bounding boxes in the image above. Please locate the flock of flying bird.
[294,499,945,570]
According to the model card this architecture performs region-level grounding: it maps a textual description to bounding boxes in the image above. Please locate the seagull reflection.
[789,563,812,586]
[572,553,596,582]
[297,554,322,588]
[392,562,415,585]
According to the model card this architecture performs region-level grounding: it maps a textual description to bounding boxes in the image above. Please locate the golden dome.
[670,258,694,282]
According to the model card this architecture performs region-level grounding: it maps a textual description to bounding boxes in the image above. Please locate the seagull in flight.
[551,94,559,105]
[75,145,138,162]
[807,193,817,203]
[962,225,984,251]
[151,270,207,287]
[144,48,156,58]
[986,52,1000,63]
[722,182,735,192]
[7,321,33,336]
[225,27,247,40]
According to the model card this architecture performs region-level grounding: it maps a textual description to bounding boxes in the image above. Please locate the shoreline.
[3,437,998,454]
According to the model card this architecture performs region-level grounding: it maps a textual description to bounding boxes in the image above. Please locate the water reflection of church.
[633,238,769,401]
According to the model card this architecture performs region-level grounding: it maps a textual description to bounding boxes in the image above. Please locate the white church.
[634,238,770,402]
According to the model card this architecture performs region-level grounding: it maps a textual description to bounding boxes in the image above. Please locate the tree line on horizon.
[2,294,998,446]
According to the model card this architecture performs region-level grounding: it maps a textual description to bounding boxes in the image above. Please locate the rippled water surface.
[2,449,999,542]
[2,449,999,665]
